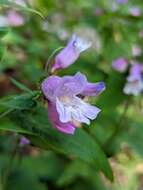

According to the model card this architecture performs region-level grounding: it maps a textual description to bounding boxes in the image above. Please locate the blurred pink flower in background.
[129,7,141,17]
[132,45,142,57]
[112,57,128,72]
[7,10,24,26]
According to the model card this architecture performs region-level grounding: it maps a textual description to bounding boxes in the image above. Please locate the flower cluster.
[112,58,143,96]
[124,63,143,96]
[41,35,105,134]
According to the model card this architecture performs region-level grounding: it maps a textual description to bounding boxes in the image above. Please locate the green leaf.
[30,130,113,181]
[6,170,47,190]
[0,119,33,134]
[0,93,38,110]
[10,78,33,94]
[57,160,109,190]
[9,108,113,181]
[0,92,40,119]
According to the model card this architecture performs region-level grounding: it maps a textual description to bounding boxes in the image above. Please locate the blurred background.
[0,0,143,189]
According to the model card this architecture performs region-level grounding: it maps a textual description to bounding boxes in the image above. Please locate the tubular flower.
[123,63,143,96]
[112,57,128,73]
[41,72,105,134]
[51,34,91,72]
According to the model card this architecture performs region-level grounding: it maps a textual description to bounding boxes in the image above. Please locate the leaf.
[10,78,33,94]
[0,119,34,134]
[57,160,94,186]
[6,169,47,190]
[21,152,64,181]
[9,108,113,181]
[0,92,39,118]
[29,133,113,181]
[0,93,38,111]
[57,160,108,190]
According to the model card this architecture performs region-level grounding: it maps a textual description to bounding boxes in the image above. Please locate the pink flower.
[132,45,142,57]
[129,7,141,17]
[112,57,128,72]
[41,72,105,134]
[7,10,24,26]
[51,35,91,72]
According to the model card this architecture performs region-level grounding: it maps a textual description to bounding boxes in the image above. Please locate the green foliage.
[1,103,113,180]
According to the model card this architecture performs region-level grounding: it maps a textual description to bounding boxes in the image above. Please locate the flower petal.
[41,76,61,102]
[55,123,75,134]
[55,72,87,97]
[48,102,76,134]
[71,96,101,124]
[71,109,90,125]
[56,98,71,123]
[73,35,92,53]
[81,103,101,120]
[82,81,105,96]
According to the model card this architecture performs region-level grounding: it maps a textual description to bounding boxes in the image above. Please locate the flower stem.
[45,46,64,74]
[104,99,131,156]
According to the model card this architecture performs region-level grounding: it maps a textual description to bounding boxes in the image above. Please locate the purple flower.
[123,63,143,96]
[41,72,105,134]
[116,0,128,4]
[112,57,128,72]
[20,137,30,146]
[51,35,91,72]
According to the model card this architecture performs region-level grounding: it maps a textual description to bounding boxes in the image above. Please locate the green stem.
[104,99,131,155]
[0,108,14,119]
[45,46,64,74]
